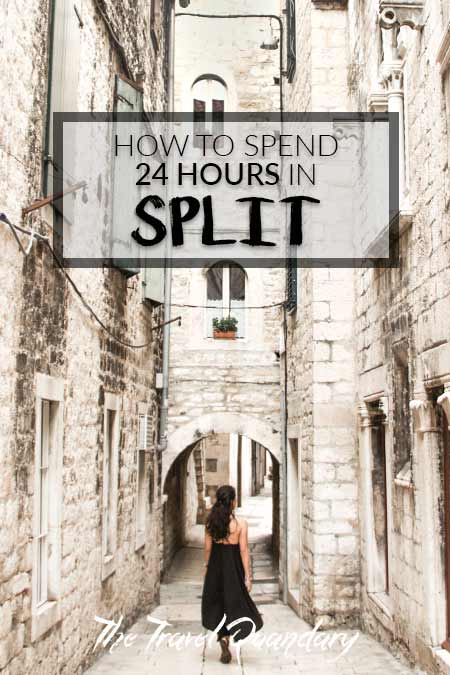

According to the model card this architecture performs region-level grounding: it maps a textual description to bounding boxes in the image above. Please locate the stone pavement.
[86,495,420,675]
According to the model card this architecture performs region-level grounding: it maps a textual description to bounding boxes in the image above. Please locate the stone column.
[358,403,377,594]
[410,394,445,646]
[379,1,424,207]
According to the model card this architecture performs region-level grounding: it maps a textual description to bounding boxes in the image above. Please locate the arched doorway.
[161,415,281,600]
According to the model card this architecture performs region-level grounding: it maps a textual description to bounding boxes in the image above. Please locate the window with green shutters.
[111,75,143,278]
[44,0,81,197]
[112,75,165,302]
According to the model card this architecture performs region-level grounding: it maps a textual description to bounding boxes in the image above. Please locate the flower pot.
[213,330,237,340]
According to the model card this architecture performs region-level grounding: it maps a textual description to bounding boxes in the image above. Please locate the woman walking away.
[201,485,263,664]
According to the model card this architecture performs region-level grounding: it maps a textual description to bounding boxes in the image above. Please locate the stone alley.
[87,496,417,675]
[1,0,450,674]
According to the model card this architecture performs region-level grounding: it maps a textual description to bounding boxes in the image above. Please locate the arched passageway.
[161,422,281,603]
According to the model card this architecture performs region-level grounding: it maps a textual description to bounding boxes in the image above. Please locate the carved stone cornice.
[379,1,424,31]
[437,384,450,428]
[311,0,348,9]
[410,398,438,434]
[367,90,389,113]
[358,403,378,427]
[381,60,404,91]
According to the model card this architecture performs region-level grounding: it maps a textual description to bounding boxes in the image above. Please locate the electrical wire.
[1,215,181,349]
[43,239,181,348]
[92,0,132,80]
[171,301,285,310]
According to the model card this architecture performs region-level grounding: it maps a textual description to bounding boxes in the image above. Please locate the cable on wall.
[0,215,181,349]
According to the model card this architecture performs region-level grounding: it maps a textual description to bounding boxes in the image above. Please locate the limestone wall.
[349,0,450,669]
[0,1,170,672]
[283,0,359,627]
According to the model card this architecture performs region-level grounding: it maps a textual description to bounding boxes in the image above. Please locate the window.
[438,401,450,651]
[369,401,389,595]
[206,458,218,472]
[44,0,81,196]
[437,22,450,206]
[136,410,151,550]
[111,74,144,278]
[32,375,64,641]
[102,393,120,579]
[206,262,246,338]
[192,76,226,148]
[392,346,412,478]
[286,0,296,83]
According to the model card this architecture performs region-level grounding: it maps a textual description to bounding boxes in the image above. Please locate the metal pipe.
[158,1,177,449]
[282,302,289,605]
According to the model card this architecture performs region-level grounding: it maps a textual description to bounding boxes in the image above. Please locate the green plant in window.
[212,316,238,332]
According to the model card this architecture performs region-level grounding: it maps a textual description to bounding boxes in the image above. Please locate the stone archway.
[161,413,282,577]
[163,412,281,490]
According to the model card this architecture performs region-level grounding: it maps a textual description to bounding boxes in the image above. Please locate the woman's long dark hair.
[206,485,236,542]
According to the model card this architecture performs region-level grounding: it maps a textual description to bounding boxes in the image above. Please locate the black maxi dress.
[201,541,263,642]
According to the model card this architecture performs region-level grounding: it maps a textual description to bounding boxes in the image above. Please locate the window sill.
[102,554,116,581]
[433,646,450,672]
[367,591,393,622]
[32,600,61,642]
[135,532,146,552]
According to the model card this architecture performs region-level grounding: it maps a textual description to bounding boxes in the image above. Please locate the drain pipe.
[158,2,176,449]
[281,302,289,604]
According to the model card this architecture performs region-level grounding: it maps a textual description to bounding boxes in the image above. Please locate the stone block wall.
[349,0,450,669]
[284,0,359,627]
[0,0,171,672]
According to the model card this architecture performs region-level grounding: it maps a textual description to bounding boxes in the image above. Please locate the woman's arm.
[204,528,213,574]
[239,520,252,592]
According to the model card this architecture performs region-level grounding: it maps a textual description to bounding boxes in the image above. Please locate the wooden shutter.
[212,99,224,140]
[45,0,81,196]
[287,0,296,83]
[111,75,143,278]
[194,99,206,148]
[142,265,165,305]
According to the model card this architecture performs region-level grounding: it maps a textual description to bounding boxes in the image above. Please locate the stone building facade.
[0,1,172,672]
[351,1,450,672]
[283,0,450,673]
[283,0,359,629]
[162,0,285,579]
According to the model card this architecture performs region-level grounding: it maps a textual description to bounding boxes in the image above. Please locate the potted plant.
[213,316,238,340]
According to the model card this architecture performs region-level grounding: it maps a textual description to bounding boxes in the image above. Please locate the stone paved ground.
[86,495,420,675]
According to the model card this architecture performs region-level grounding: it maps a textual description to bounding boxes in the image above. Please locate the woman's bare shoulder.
[236,516,248,529]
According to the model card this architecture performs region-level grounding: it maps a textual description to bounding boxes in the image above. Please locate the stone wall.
[284,0,360,627]
[349,0,450,671]
[0,1,170,672]
[204,434,230,498]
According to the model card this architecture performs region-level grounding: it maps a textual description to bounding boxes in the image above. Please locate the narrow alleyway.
[86,495,417,675]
